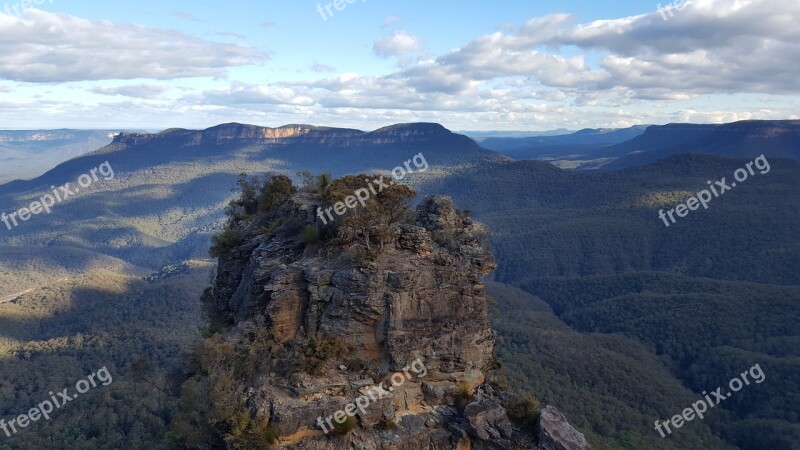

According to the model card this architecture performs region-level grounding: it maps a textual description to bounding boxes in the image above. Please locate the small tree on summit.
[324,174,415,251]
[258,175,295,212]
[211,174,297,258]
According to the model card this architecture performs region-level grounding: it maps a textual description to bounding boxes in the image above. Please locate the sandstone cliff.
[110,122,479,149]
[193,184,589,450]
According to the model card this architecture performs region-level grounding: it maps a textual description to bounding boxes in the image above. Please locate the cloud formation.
[373,30,424,58]
[1,0,798,130]
[90,84,168,99]
[0,9,264,83]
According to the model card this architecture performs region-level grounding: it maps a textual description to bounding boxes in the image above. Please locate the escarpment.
[177,174,590,450]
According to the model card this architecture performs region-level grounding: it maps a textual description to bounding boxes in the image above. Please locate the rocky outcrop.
[210,194,589,449]
[536,406,591,450]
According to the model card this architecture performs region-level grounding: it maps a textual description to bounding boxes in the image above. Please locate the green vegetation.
[211,172,420,262]
[331,415,357,435]
[424,154,800,285]
[453,384,474,408]
[300,224,321,244]
[488,282,734,450]
[294,336,346,375]
[0,265,211,450]
[170,322,347,447]
[297,170,332,195]
[258,174,295,212]
[209,173,299,258]
[521,273,800,450]
[504,392,541,429]
[209,228,244,257]
[420,154,800,450]
[377,416,397,430]
[169,328,280,449]
[323,174,416,253]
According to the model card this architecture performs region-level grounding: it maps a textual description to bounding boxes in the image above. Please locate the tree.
[324,174,416,251]
[258,174,296,212]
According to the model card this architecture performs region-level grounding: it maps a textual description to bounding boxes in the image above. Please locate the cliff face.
[208,194,589,449]
[111,122,480,149]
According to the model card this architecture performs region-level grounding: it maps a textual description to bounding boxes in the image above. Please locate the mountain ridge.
[0,122,500,195]
[601,120,800,169]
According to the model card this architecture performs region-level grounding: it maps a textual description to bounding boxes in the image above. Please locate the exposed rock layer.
[213,195,589,449]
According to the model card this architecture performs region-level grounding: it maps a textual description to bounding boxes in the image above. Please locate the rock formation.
[203,189,589,450]
[110,122,479,150]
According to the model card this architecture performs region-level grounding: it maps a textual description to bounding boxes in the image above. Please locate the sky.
[0,0,798,131]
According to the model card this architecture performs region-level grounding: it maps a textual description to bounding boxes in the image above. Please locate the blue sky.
[0,0,798,131]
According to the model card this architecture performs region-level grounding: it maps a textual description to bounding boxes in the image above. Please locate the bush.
[317,172,332,194]
[276,336,346,376]
[300,225,321,244]
[331,415,357,435]
[505,392,541,428]
[210,228,244,257]
[345,358,367,372]
[254,218,283,237]
[248,416,278,446]
[377,416,397,430]
[454,384,474,407]
[259,175,295,212]
[233,174,260,215]
[455,384,473,399]
[302,337,345,374]
[297,171,331,195]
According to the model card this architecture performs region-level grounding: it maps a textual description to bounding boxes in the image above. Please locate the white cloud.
[355,0,799,102]
[381,15,402,28]
[373,30,424,58]
[2,0,798,131]
[172,11,201,22]
[199,82,316,107]
[310,63,337,73]
[90,84,168,99]
[0,9,264,83]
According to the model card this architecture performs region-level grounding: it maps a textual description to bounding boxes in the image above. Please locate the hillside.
[422,152,800,449]
[479,126,649,160]
[0,130,120,184]
[0,121,797,449]
[488,282,735,450]
[601,120,800,170]
[0,122,500,296]
[478,121,800,172]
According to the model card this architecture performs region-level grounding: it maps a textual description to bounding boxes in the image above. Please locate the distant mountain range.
[480,125,650,150]
[462,129,576,141]
[0,122,500,196]
[476,120,800,170]
[0,121,798,450]
[4,120,797,189]
[600,120,800,169]
[0,129,126,183]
